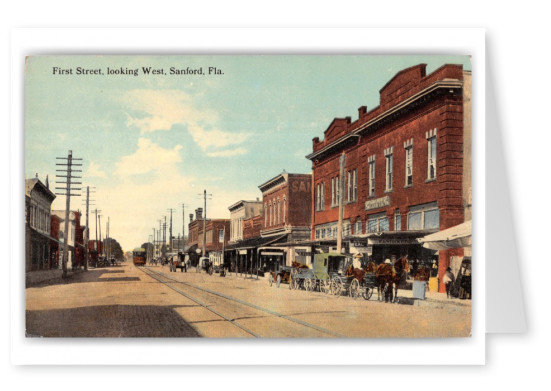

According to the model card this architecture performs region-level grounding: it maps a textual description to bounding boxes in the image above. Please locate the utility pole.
[181,203,186,251]
[167,208,175,252]
[93,208,101,252]
[55,150,82,278]
[82,186,95,271]
[98,214,103,258]
[152,228,155,259]
[199,190,212,258]
[106,216,110,260]
[158,219,162,257]
[337,152,346,254]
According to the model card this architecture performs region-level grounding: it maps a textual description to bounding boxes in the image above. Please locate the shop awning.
[225,234,287,251]
[417,220,472,250]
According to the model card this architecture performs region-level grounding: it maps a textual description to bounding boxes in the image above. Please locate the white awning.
[417,220,472,250]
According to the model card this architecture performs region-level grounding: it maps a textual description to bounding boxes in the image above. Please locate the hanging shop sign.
[365,196,390,211]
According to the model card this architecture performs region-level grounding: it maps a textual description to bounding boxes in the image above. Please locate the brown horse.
[375,263,396,302]
[345,261,377,283]
[375,257,410,303]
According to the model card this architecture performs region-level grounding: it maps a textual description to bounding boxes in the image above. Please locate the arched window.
[283,197,287,223]
[277,199,281,224]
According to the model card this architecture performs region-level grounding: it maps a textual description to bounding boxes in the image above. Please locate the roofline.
[228,199,262,212]
[306,79,463,161]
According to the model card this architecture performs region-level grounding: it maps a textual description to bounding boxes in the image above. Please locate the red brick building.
[187,208,230,266]
[306,64,471,292]
[258,171,312,269]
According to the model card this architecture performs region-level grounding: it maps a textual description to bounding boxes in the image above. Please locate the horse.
[375,257,410,303]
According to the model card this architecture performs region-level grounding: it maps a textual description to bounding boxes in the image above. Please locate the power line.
[55,150,82,278]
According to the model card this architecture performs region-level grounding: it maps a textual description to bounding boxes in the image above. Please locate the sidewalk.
[222,270,471,309]
[25,268,86,287]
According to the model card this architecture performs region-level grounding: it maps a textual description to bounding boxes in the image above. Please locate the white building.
[227,199,263,244]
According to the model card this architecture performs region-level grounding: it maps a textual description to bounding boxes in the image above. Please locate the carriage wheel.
[320,280,330,294]
[276,274,281,288]
[269,274,273,287]
[331,277,343,296]
[363,287,374,301]
[349,279,361,299]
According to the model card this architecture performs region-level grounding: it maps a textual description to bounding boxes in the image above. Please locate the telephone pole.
[55,150,82,278]
[337,151,346,254]
[106,216,110,260]
[81,186,95,271]
[181,203,187,251]
[167,208,175,252]
[199,190,213,258]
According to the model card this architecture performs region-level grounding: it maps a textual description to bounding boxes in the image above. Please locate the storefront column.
[438,248,464,293]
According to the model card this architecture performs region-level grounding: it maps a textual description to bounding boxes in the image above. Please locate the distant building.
[51,210,84,269]
[228,199,263,244]
[187,208,230,267]
[25,177,56,271]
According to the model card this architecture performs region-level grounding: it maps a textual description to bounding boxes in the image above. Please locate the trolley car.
[132,247,147,266]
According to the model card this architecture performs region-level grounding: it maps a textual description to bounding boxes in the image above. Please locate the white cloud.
[85,161,107,178]
[120,89,249,153]
[114,138,182,177]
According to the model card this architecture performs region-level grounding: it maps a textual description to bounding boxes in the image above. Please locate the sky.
[25,55,471,251]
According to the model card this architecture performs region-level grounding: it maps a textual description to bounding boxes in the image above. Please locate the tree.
[105,237,124,260]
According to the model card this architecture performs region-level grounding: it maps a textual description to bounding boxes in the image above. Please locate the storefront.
[225,234,287,275]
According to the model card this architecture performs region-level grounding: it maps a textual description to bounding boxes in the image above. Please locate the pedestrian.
[443,267,455,298]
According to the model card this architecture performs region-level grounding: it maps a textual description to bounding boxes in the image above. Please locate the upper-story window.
[316,183,325,211]
[283,197,286,223]
[264,203,268,226]
[384,147,394,192]
[404,139,414,187]
[331,176,340,207]
[426,129,437,181]
[347,169,357,202]
[395,209,402,231]
[277,199,281,225]
[367,212,389,233]
[368,155,376,197]
[218,229,224,242]
[407,202,440,230]
[321,183,325,210]
[355,219,362,235]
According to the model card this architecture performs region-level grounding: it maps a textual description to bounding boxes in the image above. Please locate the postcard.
[24,54,473,340]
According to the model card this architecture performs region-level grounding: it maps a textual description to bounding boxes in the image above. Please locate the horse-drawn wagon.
[269,261,310,288]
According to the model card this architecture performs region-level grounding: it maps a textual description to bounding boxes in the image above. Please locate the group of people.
[363,255,458,299]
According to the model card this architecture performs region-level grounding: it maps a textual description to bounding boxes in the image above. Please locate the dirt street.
[26,264,471,338]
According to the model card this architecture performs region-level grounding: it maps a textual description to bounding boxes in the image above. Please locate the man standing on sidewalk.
[443,267,455,298]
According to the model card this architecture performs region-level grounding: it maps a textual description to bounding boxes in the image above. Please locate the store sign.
[238,250,247,255]
[365,196,390,211]
[369,238,416,245]
[351,239,368,247]
[261,251,284,256]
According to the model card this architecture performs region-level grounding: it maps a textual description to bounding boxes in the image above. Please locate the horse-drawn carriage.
[293,253,375,297]
[269,262,310,288]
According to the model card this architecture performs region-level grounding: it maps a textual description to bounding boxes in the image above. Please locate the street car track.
[139,266,346,338]
[139,266,261,337]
